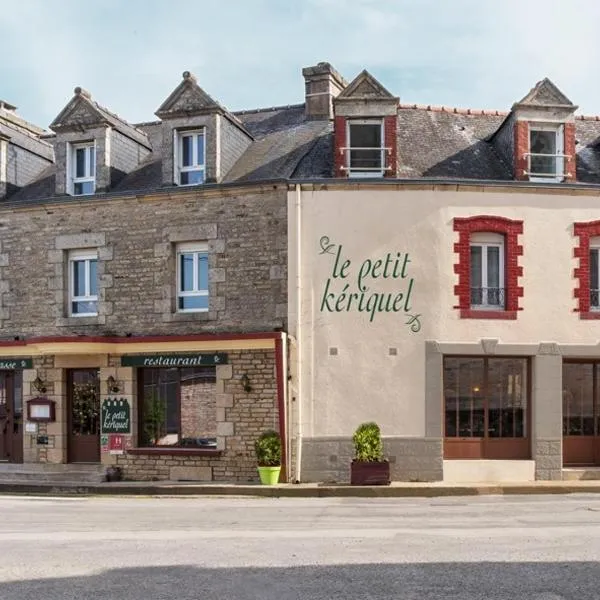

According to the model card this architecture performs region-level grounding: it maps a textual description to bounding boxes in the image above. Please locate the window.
[346,120,385,177]
[443,356,529,460]
[573,222,600,319]
[470,233,505,310]
[69,250,98,316]
[138,367,217,448]
[176,130,205,185]
[591,241,600,310]
[528,125,564,181]
[453,216,523,320]
[70,143,95,195]
[177,243,208,312]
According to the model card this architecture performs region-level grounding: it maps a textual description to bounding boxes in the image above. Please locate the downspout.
[294,183,303,482]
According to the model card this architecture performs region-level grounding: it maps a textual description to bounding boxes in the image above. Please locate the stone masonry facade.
[0,184,288,338]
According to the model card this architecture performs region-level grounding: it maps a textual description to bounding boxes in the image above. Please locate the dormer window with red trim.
[345,119,386,177]
[528,124,565,182]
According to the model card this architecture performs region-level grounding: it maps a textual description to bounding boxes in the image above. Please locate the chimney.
[0,101,17,114]
[302,62,347,120]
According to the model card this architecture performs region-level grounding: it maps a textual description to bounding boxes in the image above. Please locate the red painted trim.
[384,115,397,178]
[514,121,529,181]
[460,310,518,320]
[0,331,281,348]
[126,448,223,457]
[333,116,347,178]
[574,220,600,316]
[453,215,524,318]
[275,336,287,483]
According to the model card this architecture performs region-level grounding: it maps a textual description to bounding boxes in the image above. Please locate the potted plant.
[255,430,281,485]
[350,421,390,485]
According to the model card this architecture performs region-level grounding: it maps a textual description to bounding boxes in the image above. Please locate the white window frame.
[590,237,600,311]
[470,232,505,310]
[344,119,386,178]
[527,123,565,183]
[68,249,98,317]
[175,129,206,186]
[176,242,209,313]
[68,142,96,196]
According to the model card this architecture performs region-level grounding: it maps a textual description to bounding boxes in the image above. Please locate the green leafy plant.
[352,422,384,463]
[255,430,281,467]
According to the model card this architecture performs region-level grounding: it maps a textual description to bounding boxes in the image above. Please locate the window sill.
[460,309,518,320]
[163,311,213,323]
[127,447,223,457]
[579,312,600,320]
[56,315,103,327]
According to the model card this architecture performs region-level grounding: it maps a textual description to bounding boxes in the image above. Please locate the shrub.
[352,422,384,462]
[255,430,281,467]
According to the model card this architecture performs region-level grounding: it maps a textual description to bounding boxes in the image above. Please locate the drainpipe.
[294,183,303,482]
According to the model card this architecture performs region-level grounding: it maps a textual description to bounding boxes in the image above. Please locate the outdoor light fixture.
[240,373,252,393]
[32,375,47,394]
[107,375,120,393]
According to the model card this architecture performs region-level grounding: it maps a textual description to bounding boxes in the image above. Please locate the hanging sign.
[120,353,227,367]
[101,398,131,434]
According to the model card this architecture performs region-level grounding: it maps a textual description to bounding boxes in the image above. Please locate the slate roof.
[9,97,600,205]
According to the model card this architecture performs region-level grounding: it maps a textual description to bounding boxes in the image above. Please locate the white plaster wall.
[288,186,600,439]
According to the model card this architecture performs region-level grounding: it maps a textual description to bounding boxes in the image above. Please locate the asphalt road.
[1,494,600,599]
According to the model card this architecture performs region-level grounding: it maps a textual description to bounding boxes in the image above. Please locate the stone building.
[4,62,600,484]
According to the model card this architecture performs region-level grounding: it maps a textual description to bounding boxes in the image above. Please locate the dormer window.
[528,125,564,182]
[69,142,95,196]
[345,120,385,177]
[176,129,205,185]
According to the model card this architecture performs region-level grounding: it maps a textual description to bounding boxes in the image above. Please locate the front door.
[68,369,100,463]
[0,372,23,463]
[563,361,600,466]
[443,357,530,460]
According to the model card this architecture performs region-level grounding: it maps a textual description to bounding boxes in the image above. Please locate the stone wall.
[0,185,287,337]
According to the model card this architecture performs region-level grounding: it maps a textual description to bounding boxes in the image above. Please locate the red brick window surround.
[574,221,600,319]
[453,216,524,319]
[333,116,397,178]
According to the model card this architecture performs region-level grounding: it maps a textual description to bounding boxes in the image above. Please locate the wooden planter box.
[350,460,391,486]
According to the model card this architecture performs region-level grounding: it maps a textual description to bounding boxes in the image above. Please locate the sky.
[3,0,600,128]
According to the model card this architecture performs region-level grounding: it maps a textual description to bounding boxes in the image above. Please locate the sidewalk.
[3,479,600,498]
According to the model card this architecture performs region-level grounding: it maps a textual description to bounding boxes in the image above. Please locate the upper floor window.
[528,125,564,182]
[70,142,95,196]
[177,242,208,312]
[590,239,600,311]
[345,120,385,177]
[176,130,205,185]
[470,232,505,310]
[69,249,98,316]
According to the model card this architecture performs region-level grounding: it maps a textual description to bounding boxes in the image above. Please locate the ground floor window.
[137,367,217,448]
[443,357,529,459]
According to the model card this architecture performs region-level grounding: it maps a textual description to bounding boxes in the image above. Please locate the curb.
[2,482,600,498]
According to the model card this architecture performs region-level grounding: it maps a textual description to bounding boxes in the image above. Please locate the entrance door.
[563,362,600,465]
[0,372,23,463]
[68,369,100,463]
[443,357,530,459]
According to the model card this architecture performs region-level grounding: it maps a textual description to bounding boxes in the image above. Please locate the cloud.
[1,0,600,127]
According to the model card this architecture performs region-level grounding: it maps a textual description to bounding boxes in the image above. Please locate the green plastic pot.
[257,466,281,485]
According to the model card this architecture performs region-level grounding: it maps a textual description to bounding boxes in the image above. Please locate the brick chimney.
[302,62,347,120]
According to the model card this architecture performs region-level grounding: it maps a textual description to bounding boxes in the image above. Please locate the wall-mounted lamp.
[32,375,47,394]
[107,375,120,393]
[240,373,252,393]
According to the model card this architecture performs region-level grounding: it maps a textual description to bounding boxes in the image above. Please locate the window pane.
[89,146,95,177]
[198,253,208,291]
[75,148,86,178]
[89,259,97,296]
[530,130,557,176]
[470,245,482,304]
[180,367,217,445]
[443,357,485,438]
[591,250,599,308]
[349,124,382,170]
[180,170,204,185]
[72,260,86,297]
[180,253,194,291]
[72,300,97,315]
[196,134,204,166]
[74,181,94,196]
[487,358,527,438]
[70,370,100,436]
[179,295,209,311]
[563,363,594,436]
[181,135,193,167]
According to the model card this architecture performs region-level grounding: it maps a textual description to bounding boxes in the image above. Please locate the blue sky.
[3,0,600,128]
